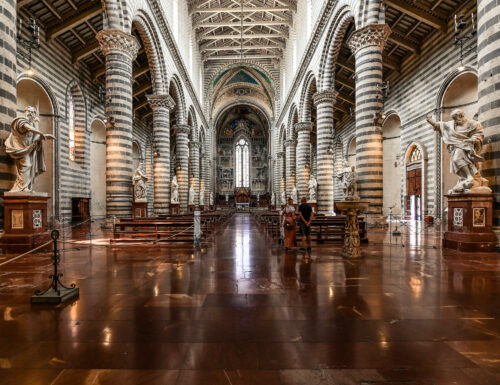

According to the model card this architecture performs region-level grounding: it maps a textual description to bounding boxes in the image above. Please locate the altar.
[235,187,250,210]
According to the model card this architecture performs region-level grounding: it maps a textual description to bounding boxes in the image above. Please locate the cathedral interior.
[0,0,499,384]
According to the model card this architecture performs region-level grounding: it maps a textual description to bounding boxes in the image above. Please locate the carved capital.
[96,29,140,60]
[147,94,176,111]
[295,122,313,133]
[190,141,201,149]
[347,24,391,56]
[173,124,191,136]
[285,139,296,147]
[277,152,284,158]
[313,89,338,106]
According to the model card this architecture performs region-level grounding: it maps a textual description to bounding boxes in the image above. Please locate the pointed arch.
[286,104,299,138]
[299,71,317,122]
[169,75,187,125]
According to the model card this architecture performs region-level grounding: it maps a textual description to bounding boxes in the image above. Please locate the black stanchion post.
[31,229,79,304]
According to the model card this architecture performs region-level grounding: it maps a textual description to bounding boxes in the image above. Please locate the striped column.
[478,0,500,229]
[295,122,313,200]
[96,29,140,221]
[190,140,200,207]
[348,24,391,217]
[285,139,296,198]
[200,152,209,206]
[0,0,17,196]
[147,94,175,215]
[173,124,190,213]
[276,151,284,204]
[313,90,337,215]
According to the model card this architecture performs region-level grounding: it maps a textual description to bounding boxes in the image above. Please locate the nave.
[0,214,499,384]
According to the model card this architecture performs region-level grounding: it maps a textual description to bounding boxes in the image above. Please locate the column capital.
[190,140,201,149]
[147,94,176,111]
[347,24,391,56]
[295,122,314,133]
[277,151,284,158]
[285,139,296,147]
[313,89,338,106]
[173,124,191,135]
[96,29,140,60]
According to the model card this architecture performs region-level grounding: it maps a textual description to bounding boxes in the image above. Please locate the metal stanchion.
[31,229,79,304]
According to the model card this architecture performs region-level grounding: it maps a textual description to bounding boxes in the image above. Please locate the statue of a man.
[189,186,195,205]
[133,162,148,202]
[171,175,179,204]
[280,190,286,205]
[6,106,55,193]
[271,192,276,206]
[210,191,214,206]
[336,161,358,200]
[291,185,298,204]
[200,188,205,206]
[308,174,318,203]
[426,109,490,194]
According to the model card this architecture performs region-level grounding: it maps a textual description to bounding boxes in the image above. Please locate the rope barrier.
[111,224,195,246]
[0,240,52,267]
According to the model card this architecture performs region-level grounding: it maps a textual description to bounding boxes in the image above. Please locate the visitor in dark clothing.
[298,197,314,252]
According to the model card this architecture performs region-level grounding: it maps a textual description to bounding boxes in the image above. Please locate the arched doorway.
[90,119,106,219]
[16,78,55,218]
[439,71,478,218]
[405,145,423,220]
[383,114,402,215]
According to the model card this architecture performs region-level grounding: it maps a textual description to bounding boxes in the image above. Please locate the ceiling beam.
[133,83,152,97]
[191,6,292,14]
[384,0,447,32]
[72,39,99,62]
[134,99,150,111]
[46,2,102,41]
[387,33,420,54]
[195,20,291,28]
[201,44,284,52]
[203,54,281,61]
[199,33,287,40]
[17,0,35,7]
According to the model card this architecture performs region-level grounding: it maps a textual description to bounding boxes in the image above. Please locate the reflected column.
[173,124,190,213]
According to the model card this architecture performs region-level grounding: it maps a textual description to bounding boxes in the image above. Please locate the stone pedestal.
[1,192,51,250]
[444,194,497,252]
[132,201,148,218]
[336,201,369,258]
[170,203,180,215]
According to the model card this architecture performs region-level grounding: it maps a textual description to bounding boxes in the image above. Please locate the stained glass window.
[68,94,75,161]
[235,138,249,188]
[409,146,422,163]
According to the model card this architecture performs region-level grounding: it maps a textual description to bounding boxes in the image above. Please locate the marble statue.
[189,186,195,205]
[210,191,214,206]
[170,175,179,204]
[337,161,358,200]
[427,109,491,194]
[271,192,276,206]
[200,188,205,206]
[5,106,55,193]
[291,185,298,204]
[257,193,260,202]
[308,174,317,203]
[225,193,229,202]
[281,190,286,205]
[133,162,148,202]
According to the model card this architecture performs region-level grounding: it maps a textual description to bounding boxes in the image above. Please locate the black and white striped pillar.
[147,94,175,215]
[173,124,190,213]
[285,139,296,198]
[478,0,500,229]
[97,29,140,221]
[295,122,313,200]
[348,24,391,217]
[313,90,337,214]
[0,0,17,196]
[190,140,200,207]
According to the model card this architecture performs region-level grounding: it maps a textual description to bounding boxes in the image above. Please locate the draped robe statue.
[5,106,54,193]
[133,162,148,202]
[426,109,491,194]
[280,190,286,205]
[308,174,317,203]
[337,161,358,200]
[271,192,276,206]
[189,186,195,205]
[171,175,179,204]
[210,191,214,206]
[291,185,298,204]
[200,188,205,206]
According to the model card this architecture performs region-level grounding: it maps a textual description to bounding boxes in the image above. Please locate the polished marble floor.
[0,214,499,384]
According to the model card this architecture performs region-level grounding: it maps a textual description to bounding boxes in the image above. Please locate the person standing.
[298,197,314,252]
[281,197,296,250]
